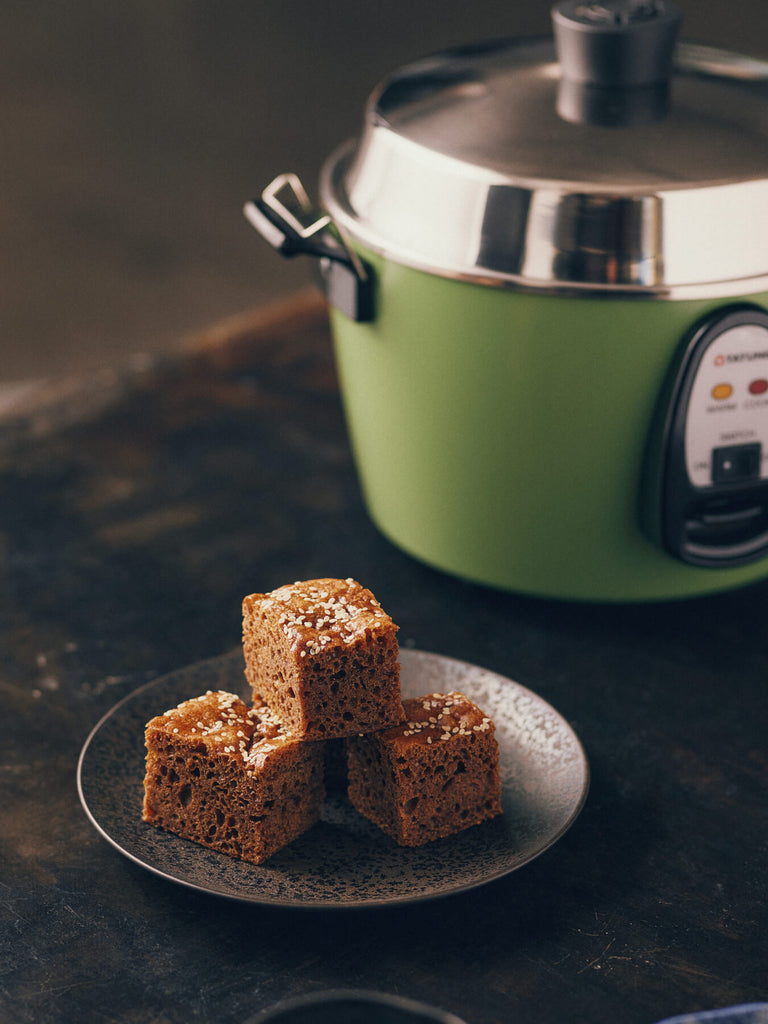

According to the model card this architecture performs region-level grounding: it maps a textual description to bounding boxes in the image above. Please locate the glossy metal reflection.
[320,42,768,297]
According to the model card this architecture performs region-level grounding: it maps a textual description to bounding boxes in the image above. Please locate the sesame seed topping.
[256,579,391,658]
[152,690,296,776]
[386,690,495,747]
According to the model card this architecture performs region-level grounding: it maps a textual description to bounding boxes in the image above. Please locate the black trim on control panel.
[643,304,768,568]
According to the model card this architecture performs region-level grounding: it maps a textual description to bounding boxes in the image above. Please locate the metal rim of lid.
[319,41,768,299]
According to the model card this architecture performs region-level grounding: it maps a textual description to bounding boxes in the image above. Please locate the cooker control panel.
[648,304,768,568]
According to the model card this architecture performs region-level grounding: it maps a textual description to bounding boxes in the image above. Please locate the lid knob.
[552,0,682,124]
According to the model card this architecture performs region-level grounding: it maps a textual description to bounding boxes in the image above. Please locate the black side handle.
[244,174,374,323]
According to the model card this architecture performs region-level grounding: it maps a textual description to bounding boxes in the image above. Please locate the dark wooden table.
[3,291,766,1024]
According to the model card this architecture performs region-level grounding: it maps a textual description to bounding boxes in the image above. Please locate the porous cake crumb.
[142,689,325,864]
[242,577,405,740]
[346,690,502,847]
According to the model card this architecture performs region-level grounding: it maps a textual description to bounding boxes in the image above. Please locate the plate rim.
[77,647,589,909]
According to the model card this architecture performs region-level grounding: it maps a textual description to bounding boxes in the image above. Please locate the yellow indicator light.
[711,383,733,400]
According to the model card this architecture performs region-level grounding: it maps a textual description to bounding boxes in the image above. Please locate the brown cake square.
[346,690,503,847]
[242,577,405,741]
[142,689,325,864]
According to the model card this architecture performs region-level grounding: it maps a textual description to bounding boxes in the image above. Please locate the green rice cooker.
[245,1,768,601]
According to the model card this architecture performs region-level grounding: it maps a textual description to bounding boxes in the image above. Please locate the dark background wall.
[3,1,767,382]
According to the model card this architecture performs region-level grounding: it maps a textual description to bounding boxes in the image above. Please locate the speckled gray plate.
[77,648,588,908]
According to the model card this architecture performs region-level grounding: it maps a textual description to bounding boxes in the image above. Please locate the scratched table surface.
[2,291,766,1024]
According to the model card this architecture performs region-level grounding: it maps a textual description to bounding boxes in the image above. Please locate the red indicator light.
[749,378,768,395]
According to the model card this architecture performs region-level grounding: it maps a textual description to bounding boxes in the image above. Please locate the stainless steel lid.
[320,6,768,297]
